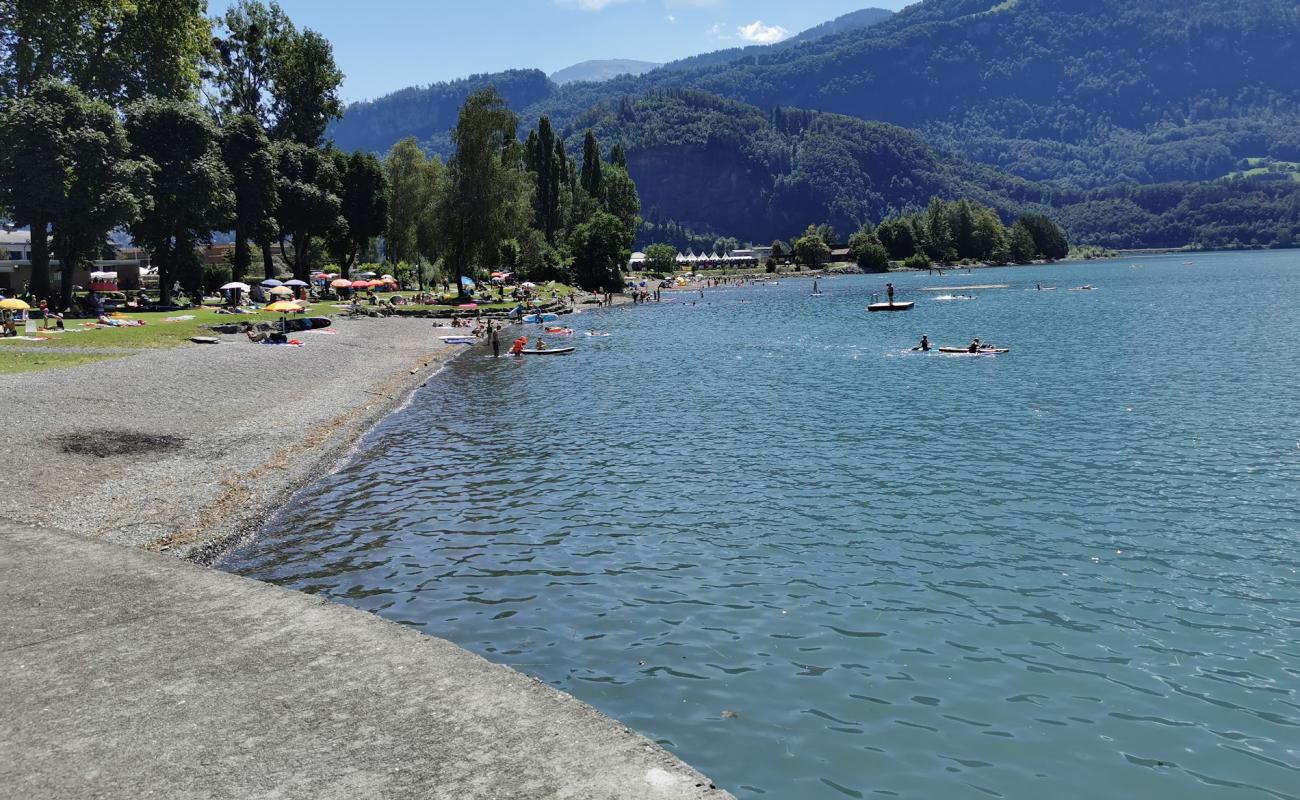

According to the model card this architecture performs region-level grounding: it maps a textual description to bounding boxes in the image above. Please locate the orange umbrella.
[330,278,352,289]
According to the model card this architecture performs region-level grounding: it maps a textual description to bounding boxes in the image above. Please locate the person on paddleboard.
[886,283,895,305]
[917,335,931,352]
[968,338,981,354]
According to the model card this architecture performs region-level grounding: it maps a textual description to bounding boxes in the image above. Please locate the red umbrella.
[351,279,369,288]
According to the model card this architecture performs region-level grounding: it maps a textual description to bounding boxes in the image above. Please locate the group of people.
[913,335,999,353]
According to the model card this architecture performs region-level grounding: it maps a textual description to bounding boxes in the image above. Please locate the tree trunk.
[232,227,250,284]
[28,222,51,305]
[158,245,172,306]
[59,254,75,312]
[260,239,275,280]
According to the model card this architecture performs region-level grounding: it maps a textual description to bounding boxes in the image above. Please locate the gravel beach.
[0,316,470,561]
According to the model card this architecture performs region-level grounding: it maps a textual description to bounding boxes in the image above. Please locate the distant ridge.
[551,59,661,85]
[660,7,895,72]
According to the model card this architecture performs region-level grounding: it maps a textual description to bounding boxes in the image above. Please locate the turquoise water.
[227,252,1300,799]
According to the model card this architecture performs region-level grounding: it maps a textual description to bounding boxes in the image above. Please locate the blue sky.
[211,1,910,103]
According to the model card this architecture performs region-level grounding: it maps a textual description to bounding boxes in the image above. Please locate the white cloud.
[707,22,728,39]
[737,20,789,44]
[667,14,676,23]
[555,0,629,10]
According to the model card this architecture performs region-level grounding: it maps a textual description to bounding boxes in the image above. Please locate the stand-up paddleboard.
[523,313,560,323]
[867,302,914,312]
[520,347,574,355]
[440,336,477,345]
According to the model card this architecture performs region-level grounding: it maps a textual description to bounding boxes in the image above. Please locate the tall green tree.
[793,225,830,267]
[434,88,531,299]
[599,164,641,241]
[208,0,293,124]
[126,98,232,304]
[569,211,628,292]
[269,28,343,146]
[644,243,678,274]
[0,0,210,102]
[383,137,435,268]
[580,129,603,197]
[1017,213,1069,260]
[0,81,143,307]
[1008,220,1037,263]
[327,149,388,275]
[526,116,562,244]
[220,114,278,282]
[610,142,628,169]
[274,141,341,281]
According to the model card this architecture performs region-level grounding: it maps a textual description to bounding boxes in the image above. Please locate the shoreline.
[2,297,737,799]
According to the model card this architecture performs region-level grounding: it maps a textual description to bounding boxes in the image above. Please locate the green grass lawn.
[5,283,584,351]
[0,350,123,374]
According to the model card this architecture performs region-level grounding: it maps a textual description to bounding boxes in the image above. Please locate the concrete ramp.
[0,526,733,800]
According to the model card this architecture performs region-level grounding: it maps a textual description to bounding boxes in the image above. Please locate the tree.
[877,218,915,259]
[0,0,210,103]
[269,28,343,146]
[580,129,603,196]
[644,243,678,275]
[383,137,434,268]
[0,81,143,306]
[770,240,788,261]
[220,114,278,282]
[848,226,889,272]
[569,211,628,292]
[971,206,1010,263]
[793,226,830,268]
[1009,220,1037,263]
[126,98,232,303]
[610,142,628,169]
[599,164,641,241]
[525,116,562,244]
[209,0,293,125]
[434,88,531,299]
[273,141,341,281]
[1017,213,1069,260]
[815,223,837,246]
[327,149,388,275]
[712,236,740,255]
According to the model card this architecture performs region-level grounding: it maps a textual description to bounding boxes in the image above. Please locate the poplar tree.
[580,130,603,196]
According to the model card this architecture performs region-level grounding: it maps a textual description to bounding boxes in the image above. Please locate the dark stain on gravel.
[55,431,187,458]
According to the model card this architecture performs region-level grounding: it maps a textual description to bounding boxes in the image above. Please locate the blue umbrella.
[261,279,283,287]
[460,275,475,286]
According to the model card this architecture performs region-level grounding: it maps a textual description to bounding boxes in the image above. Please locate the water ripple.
[229,254,1300,800]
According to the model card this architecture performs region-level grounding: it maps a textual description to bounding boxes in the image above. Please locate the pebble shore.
[1,316,465,561]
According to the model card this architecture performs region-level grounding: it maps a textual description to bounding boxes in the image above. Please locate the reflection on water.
[227,253,1300,799]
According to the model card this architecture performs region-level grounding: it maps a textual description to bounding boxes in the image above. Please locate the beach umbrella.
[381,274,395,281]
[330,278,352,289]
[356,271,378,279]
[0,298,30,311]
[350,279,369,288]
[220,282,250,291]
[268,286,294,296]
[283,279,309,287]
[260,278,283,287]
[520,281,536,289]
[459,275,475,286]
[264,301,300,312]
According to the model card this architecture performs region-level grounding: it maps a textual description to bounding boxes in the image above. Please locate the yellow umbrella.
[264,301,301,312]
[0,298,30,311]
[268,286,294,296]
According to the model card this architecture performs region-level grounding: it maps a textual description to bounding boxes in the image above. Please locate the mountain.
[326,0,1300,250]
[571,90,1050,245]
[659,7,894,73]
[550,60,660,85]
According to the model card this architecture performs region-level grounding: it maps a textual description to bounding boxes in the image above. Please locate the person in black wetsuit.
[917,335,930,352]
[886,283,895,305]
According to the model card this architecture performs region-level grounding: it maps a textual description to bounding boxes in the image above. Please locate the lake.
[226,252,1300,799]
